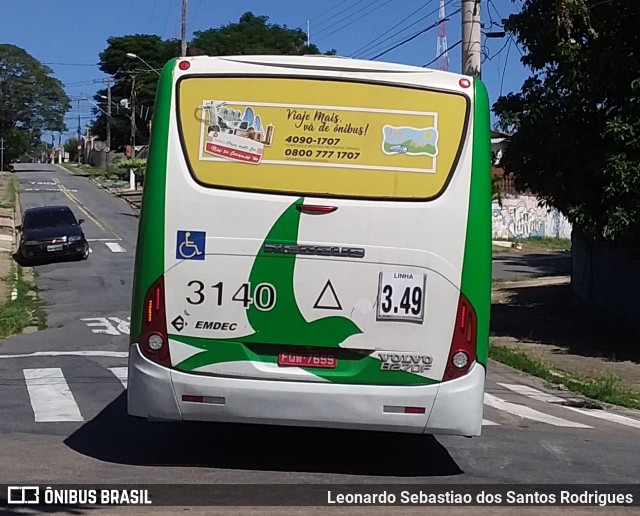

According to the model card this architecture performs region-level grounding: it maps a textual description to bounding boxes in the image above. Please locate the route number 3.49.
[186,281,276,311]
[376,272,426,323]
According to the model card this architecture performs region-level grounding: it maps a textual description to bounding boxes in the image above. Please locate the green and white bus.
[128,55,491,436]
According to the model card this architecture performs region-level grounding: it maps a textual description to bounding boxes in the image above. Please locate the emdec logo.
[7,486,39,504]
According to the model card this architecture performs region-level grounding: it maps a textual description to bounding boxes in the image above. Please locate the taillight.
[443,293,477,381]
[139,276,171,367]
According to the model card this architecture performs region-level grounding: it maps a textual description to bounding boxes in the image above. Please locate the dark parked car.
[17,205,89,262]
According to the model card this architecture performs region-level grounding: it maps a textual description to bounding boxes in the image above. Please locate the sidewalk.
[0,173,18,304]
[491,275,640,392]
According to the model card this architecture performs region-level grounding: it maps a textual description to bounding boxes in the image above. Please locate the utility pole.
[461,0,482,77]
[77,98,82,166]
[106,78,112,174]
[129,74,137,190]
[0,138,5,175]
[181,0,188,57]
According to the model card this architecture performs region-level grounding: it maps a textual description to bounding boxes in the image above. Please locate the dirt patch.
[491,280,640,391]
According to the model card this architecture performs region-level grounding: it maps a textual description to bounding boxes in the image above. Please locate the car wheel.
[18,247,31,265]
[79,244,89,260]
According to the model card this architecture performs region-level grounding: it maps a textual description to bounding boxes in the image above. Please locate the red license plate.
[278,351,337,369]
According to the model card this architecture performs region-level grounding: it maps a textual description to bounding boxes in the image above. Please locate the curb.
[492,275,570,289]
[90,178,142,211]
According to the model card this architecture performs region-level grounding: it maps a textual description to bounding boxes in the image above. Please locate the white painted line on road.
[498,383,640,430]
[482,419,499,426]
[109,367,128,388]
[105,242,126,253]
[23,368,83,422]
[0,351,128,359]
[484,392,592,428]
[562,407,640,430]
[89,247,92,253]
[497,383,566,403]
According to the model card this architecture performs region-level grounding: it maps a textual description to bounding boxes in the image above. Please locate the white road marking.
[0,351,128,359]
[497,383,566,403]
[105,242,126,253]
[499,383,640,430]
[81,317,120,335]
[81,316,130,335]
[87,238,123,242]
[482,419,499,426]
[562,407,640,430]
[483,392,592,428]
[23,368,83,422]
[109,367,128,388]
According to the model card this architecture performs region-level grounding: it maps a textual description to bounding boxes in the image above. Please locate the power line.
[315,0,395,41]
[351,0,439,57]
[370,13,458,61]
[423,39,462,68]
[312,0,371,33]
[355,0,455,59]
[499,37,513,97]
[305,0,350,28]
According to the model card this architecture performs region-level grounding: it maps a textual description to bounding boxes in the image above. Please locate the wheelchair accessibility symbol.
[176,231,206,260]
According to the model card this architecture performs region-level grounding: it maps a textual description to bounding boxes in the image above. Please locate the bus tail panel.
[128,342,485,436]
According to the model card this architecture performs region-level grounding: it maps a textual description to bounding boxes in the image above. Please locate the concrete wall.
[492,195,572,240]
[572,229,640,327]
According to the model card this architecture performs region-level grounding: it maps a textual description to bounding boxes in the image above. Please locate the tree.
[92,35,180,149]
[91,14,335,151]
[191,12,324,56]
[494,0,640,245]
[0,44,69,166]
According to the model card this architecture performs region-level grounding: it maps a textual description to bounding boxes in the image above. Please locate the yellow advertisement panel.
[178,77,469,199]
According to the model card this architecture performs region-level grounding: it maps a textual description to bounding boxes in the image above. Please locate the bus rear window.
[177,76,469,200]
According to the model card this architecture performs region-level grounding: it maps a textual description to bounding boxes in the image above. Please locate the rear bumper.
[127,344,485,436]
[20,243,86,258]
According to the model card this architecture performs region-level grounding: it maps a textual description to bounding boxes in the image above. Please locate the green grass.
[61,162,107,177]
[0,264,46,338]
[0,176,18,210]
[494,237,571,252]
[489,342,640,410]
[517,236,571,251]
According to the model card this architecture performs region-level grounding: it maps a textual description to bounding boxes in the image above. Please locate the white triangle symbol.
[313,280,342,310]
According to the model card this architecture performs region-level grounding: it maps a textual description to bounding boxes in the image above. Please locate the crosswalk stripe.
[109,367,128,388]
[497,383,566,403]
[484,392,592,428]
[23,368,83,422]
[499,383,640,430]
[482,419,499,426]
[562,407,640,429]
[105,242,126,253]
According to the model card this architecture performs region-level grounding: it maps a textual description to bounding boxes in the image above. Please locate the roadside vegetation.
[489,343,640,410]
[0,263,46,338]
[492,237,571,254]
[61,162,105,177]
[0,175,18,210]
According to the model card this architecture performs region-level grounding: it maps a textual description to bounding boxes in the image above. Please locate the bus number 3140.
[186,280,276,311]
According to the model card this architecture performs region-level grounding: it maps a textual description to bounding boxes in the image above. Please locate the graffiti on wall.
[492,195,571,240]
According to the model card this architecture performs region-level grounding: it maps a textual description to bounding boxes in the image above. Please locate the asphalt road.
[0,164,639,512]
[492,253,571,281]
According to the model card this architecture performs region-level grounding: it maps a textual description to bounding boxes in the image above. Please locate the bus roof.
[173,54,473,81]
